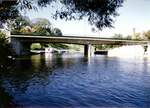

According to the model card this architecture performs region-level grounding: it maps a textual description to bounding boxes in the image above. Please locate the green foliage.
[0,32,5,41]
[31,43,42,50]
[143,30,150,40]
[32,18,51,28]
[54,0,124,30]
[11,16,31,34]
[31,25,52,36]
[11,15,65,50]
[11,16,62,36]
[11,16,31,30]
[0,1,19,26]
[0,0,124,30]
[0,31,12,64]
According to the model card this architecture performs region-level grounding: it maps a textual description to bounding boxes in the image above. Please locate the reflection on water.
[0,53,150,108]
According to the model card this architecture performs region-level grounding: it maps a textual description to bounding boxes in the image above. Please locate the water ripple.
[0,54,150,108]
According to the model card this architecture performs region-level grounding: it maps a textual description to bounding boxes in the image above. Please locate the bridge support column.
[84,44,94,57]
[147,42,150,56]
[10,38,31,56]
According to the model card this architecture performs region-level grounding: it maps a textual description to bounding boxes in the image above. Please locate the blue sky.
[24,0,150,37]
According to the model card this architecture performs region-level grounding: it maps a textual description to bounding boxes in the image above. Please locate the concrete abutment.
[10,38,31,56]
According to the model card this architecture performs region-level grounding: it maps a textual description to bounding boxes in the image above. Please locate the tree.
[0,0,124,30]
[32,25,51,35]
[30,18,63,48]
[132,33,142,40]
[0,1,19,27]
[144,30,150,40]
[12,16,31,30]
[31,18,53,35]
[11,17,53,35]
[19,26,32,34]
[11,16,31,34]
[11,16,63,36]
[54,0,124,30]
[32,18,51,29]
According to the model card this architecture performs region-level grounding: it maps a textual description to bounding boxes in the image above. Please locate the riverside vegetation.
[0,31,14,68]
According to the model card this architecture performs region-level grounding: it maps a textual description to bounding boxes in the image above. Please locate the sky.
[24,0,150,37]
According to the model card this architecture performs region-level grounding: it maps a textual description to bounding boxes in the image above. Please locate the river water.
[0,53,150,108]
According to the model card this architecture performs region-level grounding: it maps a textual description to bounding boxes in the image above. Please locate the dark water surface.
[0,53,150,108]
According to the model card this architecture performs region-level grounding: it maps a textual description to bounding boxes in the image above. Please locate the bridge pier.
[10,38,31,56]
[147,42,150,56]
[84,44,94,57]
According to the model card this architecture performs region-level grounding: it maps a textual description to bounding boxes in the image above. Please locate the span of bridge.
[9,35,149,57]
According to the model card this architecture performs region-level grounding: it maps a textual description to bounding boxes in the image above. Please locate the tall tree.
[0,0,124,30]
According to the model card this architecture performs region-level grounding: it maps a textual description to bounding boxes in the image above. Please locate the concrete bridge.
[9,35,149,57]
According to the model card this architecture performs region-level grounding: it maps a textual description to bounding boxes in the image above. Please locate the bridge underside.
[10,39,94,57]
[10,35,149,57]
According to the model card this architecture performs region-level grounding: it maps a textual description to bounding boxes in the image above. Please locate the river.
[0,53,150,108]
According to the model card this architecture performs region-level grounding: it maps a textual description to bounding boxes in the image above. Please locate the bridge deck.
[10,35,149,45]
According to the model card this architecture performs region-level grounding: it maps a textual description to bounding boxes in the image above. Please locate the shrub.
[0,31,12,65]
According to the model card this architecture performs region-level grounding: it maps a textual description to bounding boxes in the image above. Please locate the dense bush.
[0,31,12,66]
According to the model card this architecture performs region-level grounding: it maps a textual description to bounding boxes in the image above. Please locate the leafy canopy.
[0,0,124,30]
[11,16,62,36]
